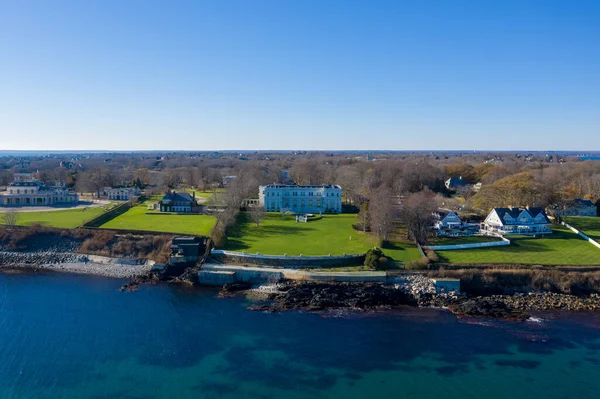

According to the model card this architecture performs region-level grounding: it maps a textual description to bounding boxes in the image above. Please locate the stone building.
[0,173,78,206]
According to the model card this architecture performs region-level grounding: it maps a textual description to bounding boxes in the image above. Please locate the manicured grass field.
[436,225,600,265]
[432,236,502,246]
[99,203,216,235]
[224,212,421,262]
[565,216,600,241]
[1,206,109,229]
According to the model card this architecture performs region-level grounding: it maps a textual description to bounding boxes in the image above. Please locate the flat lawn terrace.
[565,216,600,241]
[99,202,216,236]
[436,225,600,266]
[0,206,110,229]
[224,212,422,262]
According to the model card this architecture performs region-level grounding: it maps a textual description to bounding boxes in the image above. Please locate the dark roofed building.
[445,177,470,191]
[552,198,597,217]
[159,191,196,213]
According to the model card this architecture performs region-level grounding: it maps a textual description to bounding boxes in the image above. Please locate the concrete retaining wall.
[199,263,386,285]
[210,249,364,268]
[562,222,600,250]
[427,236,510,251]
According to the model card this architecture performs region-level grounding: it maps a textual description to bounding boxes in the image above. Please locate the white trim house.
[483,207,552,235]
[259,184,342,213]
[434,211,463,230]
[104,187,140,201]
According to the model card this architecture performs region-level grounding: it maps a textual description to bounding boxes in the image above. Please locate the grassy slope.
[565,216,600,241]
[100,203,216,235]
[437,225,600,265]
[1,207,109,229]
[224,212,421,262]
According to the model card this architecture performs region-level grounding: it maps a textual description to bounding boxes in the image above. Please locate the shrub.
[364,248,385,270]
[405,258,430,270]
[210,222,228,248]
[425,249,439,263]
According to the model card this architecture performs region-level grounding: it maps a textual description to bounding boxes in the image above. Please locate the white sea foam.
[526,317,544,323]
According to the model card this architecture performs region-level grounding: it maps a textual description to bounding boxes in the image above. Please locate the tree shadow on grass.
[382,241,405,252]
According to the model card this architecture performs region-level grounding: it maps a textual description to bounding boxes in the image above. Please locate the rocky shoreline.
[241,279,600,320]
[0,250,152,279]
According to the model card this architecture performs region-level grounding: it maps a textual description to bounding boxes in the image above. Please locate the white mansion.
[259,184,342,213]
[0,174,78,206]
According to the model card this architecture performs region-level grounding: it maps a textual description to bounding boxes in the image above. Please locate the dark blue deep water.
[1,271,600,399]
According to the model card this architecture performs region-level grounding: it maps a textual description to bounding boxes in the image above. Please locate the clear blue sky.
[1,0,599,151]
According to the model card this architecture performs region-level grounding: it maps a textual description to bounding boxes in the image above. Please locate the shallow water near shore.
[1,272,600,399]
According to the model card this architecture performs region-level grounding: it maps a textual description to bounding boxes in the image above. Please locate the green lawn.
[436,225,600,265]
[1,206,110,229]
[224,212,421,262]
[99,203,216,235]
[565,216,600,241]
[432,236,502,246]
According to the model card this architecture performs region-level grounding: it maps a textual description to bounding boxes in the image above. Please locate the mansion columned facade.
[259,184,342,214]
[0,174,78,206]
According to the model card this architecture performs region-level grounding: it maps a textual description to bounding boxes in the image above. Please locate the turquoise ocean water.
[0,271,599,399]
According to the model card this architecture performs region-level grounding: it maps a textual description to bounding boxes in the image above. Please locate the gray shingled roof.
[568,198,595,207]
[162,191,194,203]
[493,207,549,225]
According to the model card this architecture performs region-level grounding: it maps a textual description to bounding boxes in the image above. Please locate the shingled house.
[159,191,197,213]
[433,211,463,230]
[551,198,598,217]
[482,206,552,235]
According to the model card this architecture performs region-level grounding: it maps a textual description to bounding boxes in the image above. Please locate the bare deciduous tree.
[248,205,265,227]
[357,202,369,232]
[3,210,20,228]
[368,186,395,243]
[400,191,438,245]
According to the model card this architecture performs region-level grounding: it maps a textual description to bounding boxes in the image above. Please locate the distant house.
[105,187,140,201]
[434,211,463,230]
[279,170,293,184]
[222,176,237,186]
[445,177,470,191]
[552,198,597,217]
[482,207,552,235]
[159,191,196,213]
